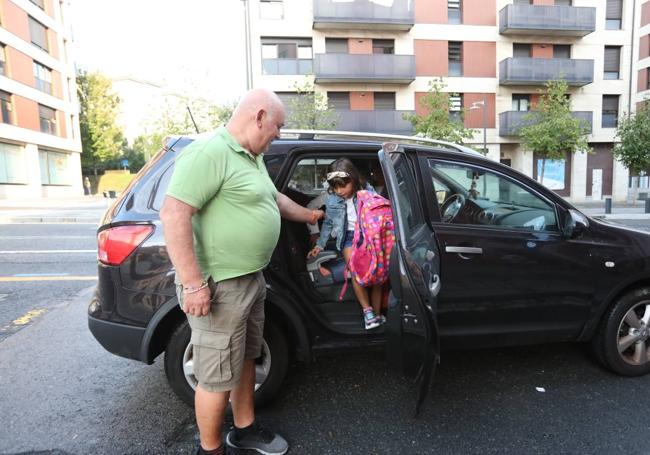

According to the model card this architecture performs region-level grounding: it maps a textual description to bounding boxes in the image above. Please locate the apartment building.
[250,0,647,202]
[0,0,82,199]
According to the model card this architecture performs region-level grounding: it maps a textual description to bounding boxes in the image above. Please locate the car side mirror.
[563,209,589,239]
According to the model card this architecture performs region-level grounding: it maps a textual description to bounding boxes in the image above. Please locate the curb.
[589,213,650,220]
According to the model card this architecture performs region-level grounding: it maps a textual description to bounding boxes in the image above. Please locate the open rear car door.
[379,143,441,416]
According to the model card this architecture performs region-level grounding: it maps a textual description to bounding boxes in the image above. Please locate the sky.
[69,0,249,140]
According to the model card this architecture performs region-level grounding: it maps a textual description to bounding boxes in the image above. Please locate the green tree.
[613,104,650,201]
[77,70,125,177]
[404,78,475,144]
[285,79,338,130]
[519,79,591,184]
[208,101,237,128]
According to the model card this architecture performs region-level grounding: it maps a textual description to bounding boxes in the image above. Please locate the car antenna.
[186,106,200,133]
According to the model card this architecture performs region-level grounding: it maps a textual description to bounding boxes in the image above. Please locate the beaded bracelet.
[183,280,209,294]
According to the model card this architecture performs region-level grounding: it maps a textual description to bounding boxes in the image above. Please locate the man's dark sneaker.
[225,422,289,455]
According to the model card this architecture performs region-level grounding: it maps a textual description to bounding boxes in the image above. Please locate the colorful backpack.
[339,190,396,300]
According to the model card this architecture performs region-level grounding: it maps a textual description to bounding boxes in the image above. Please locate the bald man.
[161,89,322,455]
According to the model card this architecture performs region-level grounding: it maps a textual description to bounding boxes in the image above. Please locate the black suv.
[89,131,650,412]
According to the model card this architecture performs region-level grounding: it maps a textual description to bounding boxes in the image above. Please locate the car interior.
[280,154,390,335]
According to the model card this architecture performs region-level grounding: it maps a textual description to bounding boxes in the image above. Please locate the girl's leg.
[370,285,383,316]
[342,247,370,310]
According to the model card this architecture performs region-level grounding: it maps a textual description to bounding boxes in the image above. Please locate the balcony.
[499,110,593,136]
[313,0,414,31]
[333,110,414,136]
[314,54,415,84]
[499,4,596,36]
[499,58,594,86]
[262,59,313,76]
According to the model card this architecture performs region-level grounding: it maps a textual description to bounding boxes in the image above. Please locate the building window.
[260,0,283,19]
[604,46,621,79]
[325,38,348,54]
[29,17,49,52]
[553,45,571,59]
[602,95,619,128]
[39,150,70,185]
[30,0,45,9]
[448,0,462,24]
[33,61,52,94]
[606,0,622,30]
[0,91,13,124]
[372,39,394,55]
[38,104,57,134]
[555,0,572,5]
[0,142,27,184]
[374,92,396,110]
[327,92,350,110]
[513,0,532,4]
[513,43,531,58]
[0,45,6,76]
[448,42,462,76]
[512,94,530,111]
[261,38,312,75]
[647,68,650,91]
[449,93,463,123]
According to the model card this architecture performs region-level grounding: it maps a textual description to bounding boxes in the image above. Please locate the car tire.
[164,317,290,408]
[593,287,650,376]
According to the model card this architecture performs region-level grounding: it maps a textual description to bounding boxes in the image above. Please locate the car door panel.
[379,145,440,415]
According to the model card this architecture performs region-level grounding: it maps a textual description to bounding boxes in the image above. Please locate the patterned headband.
[327,171,350,181]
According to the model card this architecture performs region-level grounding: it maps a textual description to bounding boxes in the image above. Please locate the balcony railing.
[333,110,415,136]
[499,110,593,136]
[499,4,596,36]
[313,0,414,30]
[314,54,415,83]
[499,58,594,86]
[262,59,313,76]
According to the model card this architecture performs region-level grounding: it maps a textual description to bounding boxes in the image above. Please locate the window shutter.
[603,95,619,111]
[374,93,396,110]
[604,47,620,72]
[328,92,350,110]
[606,0,622,19]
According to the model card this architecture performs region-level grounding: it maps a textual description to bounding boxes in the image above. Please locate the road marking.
[0,294,7,302]
[0,249,95,254]
[12,309,47,325]
[0,276,97,282]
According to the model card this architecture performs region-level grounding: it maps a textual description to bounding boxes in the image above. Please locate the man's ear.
[256,109,266,127]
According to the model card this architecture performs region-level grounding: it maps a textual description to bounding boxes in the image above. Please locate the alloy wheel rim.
[182,338,272,392]
[617,300,650,366]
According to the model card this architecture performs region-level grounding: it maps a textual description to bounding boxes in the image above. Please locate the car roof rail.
[280,129,484,156]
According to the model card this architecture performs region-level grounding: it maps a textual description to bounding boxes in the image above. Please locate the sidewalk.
[572,200,650,220]
[0,195,113,224]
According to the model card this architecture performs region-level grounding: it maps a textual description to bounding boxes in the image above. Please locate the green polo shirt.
[166,127,280,282]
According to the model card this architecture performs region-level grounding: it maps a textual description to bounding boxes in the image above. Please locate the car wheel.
[164,318,290,408]
[593,288,650,376]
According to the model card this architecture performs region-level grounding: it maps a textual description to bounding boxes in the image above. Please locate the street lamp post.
[470,100,487,155]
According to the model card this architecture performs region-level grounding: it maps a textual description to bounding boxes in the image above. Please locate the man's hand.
[310,209,325,225]
[182,287,211,317]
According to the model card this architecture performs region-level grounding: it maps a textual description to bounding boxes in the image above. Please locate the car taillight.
[97,225,154,266]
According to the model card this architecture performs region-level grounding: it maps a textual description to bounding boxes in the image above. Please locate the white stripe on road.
[0,249,95,254]
[0,236,95,240]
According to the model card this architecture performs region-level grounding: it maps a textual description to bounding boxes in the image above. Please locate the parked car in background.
[88,130,650,413]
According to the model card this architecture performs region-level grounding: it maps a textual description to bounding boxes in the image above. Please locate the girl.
[307,158,385,330]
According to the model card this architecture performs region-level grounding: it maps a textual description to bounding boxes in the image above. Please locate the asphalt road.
[2,219,650,454]
[0,223,98,342]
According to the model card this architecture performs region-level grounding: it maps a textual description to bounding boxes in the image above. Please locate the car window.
[288,158,335,196]
[151,163,174,212]
[392,153,425,238]
[428,160,558,232]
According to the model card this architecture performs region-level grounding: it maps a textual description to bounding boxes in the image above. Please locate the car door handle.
[445,246,483,255]
[429,273,441,297]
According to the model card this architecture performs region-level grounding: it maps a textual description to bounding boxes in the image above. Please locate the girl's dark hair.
[327,158,362,193]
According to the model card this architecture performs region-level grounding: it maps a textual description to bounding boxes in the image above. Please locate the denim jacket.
[316,183,375,251]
